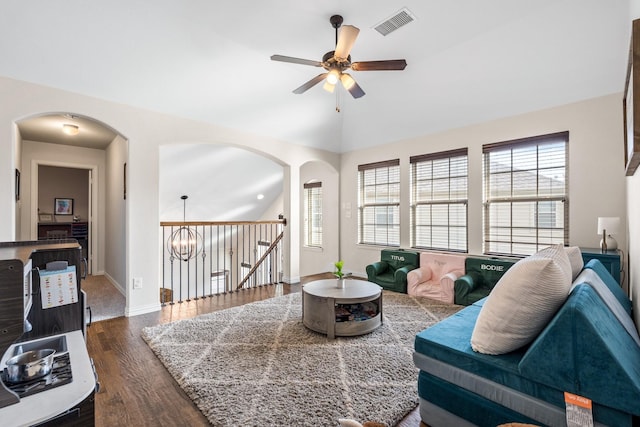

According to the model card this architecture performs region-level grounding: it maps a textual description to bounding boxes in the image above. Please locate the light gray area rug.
[142,291,461,427]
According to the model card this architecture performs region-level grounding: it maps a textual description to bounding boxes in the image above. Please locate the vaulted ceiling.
[1,1,630,153]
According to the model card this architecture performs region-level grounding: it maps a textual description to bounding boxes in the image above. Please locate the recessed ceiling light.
[257,194,264,200]
[62,124,79,135]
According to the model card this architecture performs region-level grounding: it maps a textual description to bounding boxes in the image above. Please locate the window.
[410,148,468,252]
[303,182,322,247]
[358,160,400,246]
[483,131,568,256]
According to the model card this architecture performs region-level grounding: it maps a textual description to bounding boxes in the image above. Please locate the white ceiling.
[18,113,118,149]
[2,1,630,154]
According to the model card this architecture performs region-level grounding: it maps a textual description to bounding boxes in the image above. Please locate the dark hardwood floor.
[87,274,425,426]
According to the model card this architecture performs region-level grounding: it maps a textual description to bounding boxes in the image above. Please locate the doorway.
[37,165,93,273]
[17,112,128,320]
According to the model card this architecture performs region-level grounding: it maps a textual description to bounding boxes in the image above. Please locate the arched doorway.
[16,112,128,321]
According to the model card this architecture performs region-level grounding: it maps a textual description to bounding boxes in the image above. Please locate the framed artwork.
[15,169,20,201]
[624,18,640,176]
[39,213,53,222]
[124,162,127,200]
[54,198,74,215]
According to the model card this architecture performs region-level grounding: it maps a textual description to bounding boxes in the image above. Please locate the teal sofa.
[413,259,640,426]
[454,256,518,306]
[366,249,419,293]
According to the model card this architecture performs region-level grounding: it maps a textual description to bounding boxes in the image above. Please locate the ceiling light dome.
[62,124,79,135]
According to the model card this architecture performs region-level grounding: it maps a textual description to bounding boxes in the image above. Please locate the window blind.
[410,148,468,251]
[358,159,400,246]
[303,182,322,247]
[483,132,568,256]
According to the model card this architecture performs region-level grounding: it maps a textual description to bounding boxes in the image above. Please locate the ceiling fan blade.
[271,55,323,67]
[334,25,360,60]
[293,73,327,94]
[351,59,407,71]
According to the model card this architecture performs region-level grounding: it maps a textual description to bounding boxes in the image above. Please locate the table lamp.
[597,217,620,251]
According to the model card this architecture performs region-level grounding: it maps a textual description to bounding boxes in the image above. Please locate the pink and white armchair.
[407,252,466,303]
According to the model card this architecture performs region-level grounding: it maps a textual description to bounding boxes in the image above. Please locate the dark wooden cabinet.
[38,222,88,260]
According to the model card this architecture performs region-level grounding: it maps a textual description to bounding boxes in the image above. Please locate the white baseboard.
[353,270,367,279]
[103,272,126,296]
[282,275,301,284]
[126,303,161,317]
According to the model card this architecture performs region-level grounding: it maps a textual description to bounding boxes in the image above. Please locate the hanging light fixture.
[62,124,79,135]
[167,195,203,261]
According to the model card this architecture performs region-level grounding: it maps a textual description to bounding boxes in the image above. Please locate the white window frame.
[303,181,322,248]
[358,159,400,247]
[483,131,569,256]
[410,148,468,252]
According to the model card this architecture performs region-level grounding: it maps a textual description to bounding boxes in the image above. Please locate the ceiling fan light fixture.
[340,73,356,90]
[326,69,340,85]
[322,80,336,93]
[62,124,79,136]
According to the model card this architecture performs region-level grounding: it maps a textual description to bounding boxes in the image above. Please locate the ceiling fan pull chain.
[336,91,341,113]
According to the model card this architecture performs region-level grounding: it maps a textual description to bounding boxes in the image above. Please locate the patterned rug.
[142,290,461,427]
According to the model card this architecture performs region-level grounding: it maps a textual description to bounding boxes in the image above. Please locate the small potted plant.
[334,260,348,288]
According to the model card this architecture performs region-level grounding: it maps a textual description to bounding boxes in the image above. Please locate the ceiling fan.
[271,15,407,99]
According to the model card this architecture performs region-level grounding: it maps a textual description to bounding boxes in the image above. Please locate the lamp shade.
[326,69,340,85]
[322,80,336,93]
[597,217,620,235]
[340,73,356,90]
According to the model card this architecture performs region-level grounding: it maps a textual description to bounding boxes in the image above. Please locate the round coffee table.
[302,279,383,339]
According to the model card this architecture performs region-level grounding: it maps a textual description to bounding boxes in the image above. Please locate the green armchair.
[366,249,419,293]
[454,256,517,305]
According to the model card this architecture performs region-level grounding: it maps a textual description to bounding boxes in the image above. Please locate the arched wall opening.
[15,111,128,315]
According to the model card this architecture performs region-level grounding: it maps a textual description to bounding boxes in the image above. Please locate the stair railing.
[160,218,286,304]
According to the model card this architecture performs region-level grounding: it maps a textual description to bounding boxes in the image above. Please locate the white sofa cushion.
[565,246,584,281]
[470,245,572,355]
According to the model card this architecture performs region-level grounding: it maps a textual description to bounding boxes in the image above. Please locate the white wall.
[341,94,627,279]
[105,135,128,294]
[0,76,339,316]
[299,160,340,277]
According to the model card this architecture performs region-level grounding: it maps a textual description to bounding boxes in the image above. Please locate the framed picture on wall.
[15,169,20,201]
[54,198,74,215]
[39,213,53,222]
[624,18,640,176]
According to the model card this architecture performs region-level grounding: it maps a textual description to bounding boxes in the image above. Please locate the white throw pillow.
[471,245,572,355]
[565,246,584,281]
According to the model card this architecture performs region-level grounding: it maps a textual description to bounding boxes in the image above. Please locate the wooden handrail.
[236,231,284,290]
[160,219,286,227]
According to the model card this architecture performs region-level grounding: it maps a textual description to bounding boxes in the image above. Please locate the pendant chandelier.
[167,195,203,261]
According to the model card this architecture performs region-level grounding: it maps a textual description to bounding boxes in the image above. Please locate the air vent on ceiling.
[373,8,415,36]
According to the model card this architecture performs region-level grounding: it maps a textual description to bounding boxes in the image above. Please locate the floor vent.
[374,8,416,36]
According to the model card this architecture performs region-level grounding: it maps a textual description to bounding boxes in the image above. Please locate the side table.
[302,279,382,339]
[579,247,621,286]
